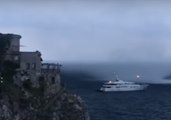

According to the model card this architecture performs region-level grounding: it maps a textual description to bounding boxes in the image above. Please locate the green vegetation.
[0,34,12,63]
[1,60,19,83]
[0,34,20,96]
[0,35,13,94]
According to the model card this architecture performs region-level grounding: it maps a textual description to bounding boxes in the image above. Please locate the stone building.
[1,33,62,93]
[20,51,42,75]
[15,51,43,87]
[41,63,62,94]
[3,34,21,62]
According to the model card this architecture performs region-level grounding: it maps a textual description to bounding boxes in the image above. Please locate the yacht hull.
[100,84,148,92]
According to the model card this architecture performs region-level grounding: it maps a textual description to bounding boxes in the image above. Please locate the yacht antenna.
[114,72,119,81]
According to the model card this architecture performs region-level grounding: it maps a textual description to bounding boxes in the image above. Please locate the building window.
[14,55,19,61]
[26,63,30,70]
[31,63,36,70]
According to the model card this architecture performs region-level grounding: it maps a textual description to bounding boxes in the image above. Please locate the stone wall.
[20,51,42,74]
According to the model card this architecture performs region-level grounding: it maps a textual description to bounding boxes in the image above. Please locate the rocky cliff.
[0,87,89,120]
[0,33,90,120]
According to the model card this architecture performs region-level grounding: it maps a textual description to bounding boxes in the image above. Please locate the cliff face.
[0,87,89,120]
[0,65,89,120]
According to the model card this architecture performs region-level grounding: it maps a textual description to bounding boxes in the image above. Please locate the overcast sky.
[1,0,171,63]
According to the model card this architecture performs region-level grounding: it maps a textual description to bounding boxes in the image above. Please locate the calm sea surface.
[62,63,171,120]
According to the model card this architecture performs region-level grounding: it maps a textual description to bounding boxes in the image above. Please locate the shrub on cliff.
[0,34,11,64]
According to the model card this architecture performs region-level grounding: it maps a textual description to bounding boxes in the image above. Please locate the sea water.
[62,62,171,120]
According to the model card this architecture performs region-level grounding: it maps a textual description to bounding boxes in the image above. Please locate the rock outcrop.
[0,87,89,120]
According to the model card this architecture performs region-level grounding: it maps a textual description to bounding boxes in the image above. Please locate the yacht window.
[105,86,111,88]
[107,83,117,85]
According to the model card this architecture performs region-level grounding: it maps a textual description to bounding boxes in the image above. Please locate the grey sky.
[1,0,171,63]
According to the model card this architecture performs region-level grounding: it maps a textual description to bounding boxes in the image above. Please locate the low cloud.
[0,0,171,63]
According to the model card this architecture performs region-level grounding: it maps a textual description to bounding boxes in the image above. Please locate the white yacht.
[100,74,148,92]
